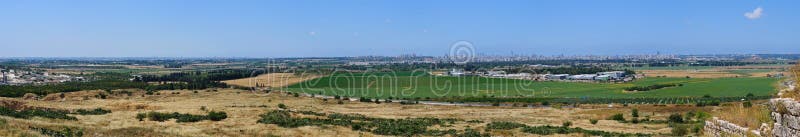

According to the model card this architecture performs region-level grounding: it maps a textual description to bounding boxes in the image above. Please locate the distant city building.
[595,75,612,81]
[597,71,626,79]
[449,69,465,76]
[568,74,596,80]
[486,71,506,77]
[546,74,569,80]
[347,62,370,66]
[1,69,6,84]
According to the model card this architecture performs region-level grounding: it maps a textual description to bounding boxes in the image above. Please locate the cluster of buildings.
[0,69,84,85]
[443,68,631,82]
[544,71,629,81]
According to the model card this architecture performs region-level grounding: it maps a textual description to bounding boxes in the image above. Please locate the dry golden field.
[0,88,707,137]
[640,69,741,78]
[222,73,320,88]
[639,67,785,78]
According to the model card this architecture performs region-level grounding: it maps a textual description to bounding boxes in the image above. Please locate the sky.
[1,0,798,57]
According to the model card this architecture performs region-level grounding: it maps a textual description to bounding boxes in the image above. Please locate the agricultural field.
[627,64,789,78]
[284,72,779,99]
[222,73,320,88]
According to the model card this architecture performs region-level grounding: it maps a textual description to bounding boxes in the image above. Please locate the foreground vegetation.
[136,111,228,123]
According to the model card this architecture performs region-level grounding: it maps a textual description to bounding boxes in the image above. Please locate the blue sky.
[1,0,798,57]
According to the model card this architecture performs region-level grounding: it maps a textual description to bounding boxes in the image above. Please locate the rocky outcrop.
[770,98,800,137]
[705,117,759,137]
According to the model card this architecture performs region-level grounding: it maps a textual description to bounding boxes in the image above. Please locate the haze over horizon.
[2,0,799,57]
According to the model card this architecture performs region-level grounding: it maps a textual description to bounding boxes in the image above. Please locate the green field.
[284,72,778,99]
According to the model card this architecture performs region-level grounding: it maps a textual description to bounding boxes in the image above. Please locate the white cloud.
[308,31,316,35]
[744,7,763,20]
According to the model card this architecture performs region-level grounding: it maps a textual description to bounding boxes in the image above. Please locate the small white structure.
[449,69,465,76]
[347,62,370,66]
[486,71,506,77]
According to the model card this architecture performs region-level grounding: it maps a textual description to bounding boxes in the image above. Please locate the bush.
[631,109,639,118]
[668,113,684,123]
[30,126,83,137]
[589,119,598,124]
[73,108,111,115]
[486,121,526,130]
[607,113,625,121]
[0,106,76,120]
[136,113,146,121]
[278,104,287,109]
[671,124,689,136]
[743,101,753,108]
[562,121,572,127]
[207,111,228,121]
[138,111,227,122]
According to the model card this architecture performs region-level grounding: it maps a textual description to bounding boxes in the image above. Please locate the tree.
[631,109,639,118]
[668,113,684,123]
[608,113,625,121]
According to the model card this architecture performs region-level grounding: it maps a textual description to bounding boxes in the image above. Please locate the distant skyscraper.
[1,71,6,84]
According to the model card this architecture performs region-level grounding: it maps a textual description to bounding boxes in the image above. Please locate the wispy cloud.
[744,7,763,20]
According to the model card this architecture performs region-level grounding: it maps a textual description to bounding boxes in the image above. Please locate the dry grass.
[779,61,800,100]
[0,89,684,136]
[712,102,772,130]
[222,73,320,88]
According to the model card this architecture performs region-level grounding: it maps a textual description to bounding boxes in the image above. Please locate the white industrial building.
[449,69,465,76]
[597,71,626,79]
[546,74,569,80]
[568,74,596,80]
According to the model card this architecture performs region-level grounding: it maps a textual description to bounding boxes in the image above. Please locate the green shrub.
[671,124,689,136]
[668,113,684,123]
[138,111,226,122]
[607,113,625,121]
[136,113,146,121]
[278,104,287,109]
[207,111,228,121]
[743,101,753,108]
[486,121,526,130]
[30,126,83,137]
[74,108,111,115]
[631,109,639,117]
[455,128,490,137]
[256,110,311,128]
[589,119,598,124]
[562,121,572,127]
[0,106,76,120]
